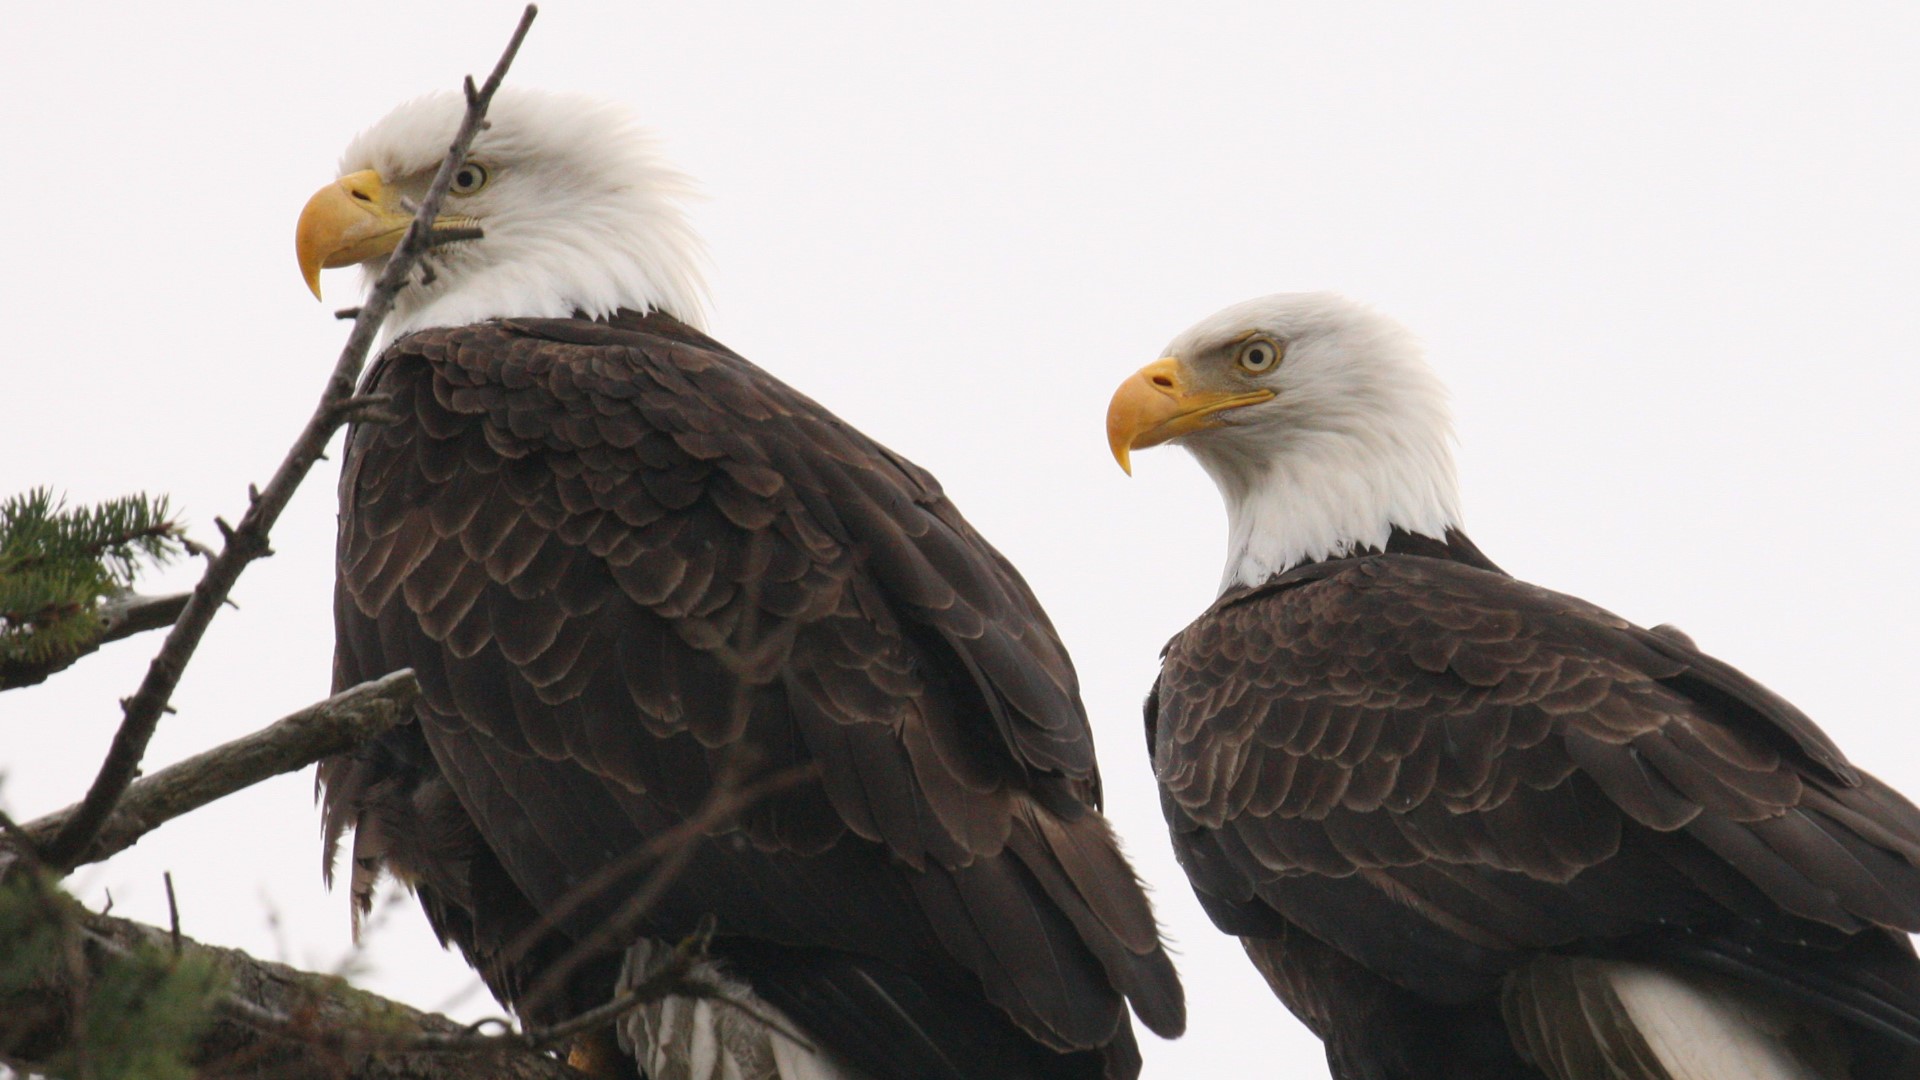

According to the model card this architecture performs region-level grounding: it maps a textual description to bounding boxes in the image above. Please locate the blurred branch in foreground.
[0,878,581,1080]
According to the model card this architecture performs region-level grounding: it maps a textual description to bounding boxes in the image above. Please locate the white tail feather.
[616,939,863,1080]
[1504,956,1850,1080]
[1609,964,1830,1080]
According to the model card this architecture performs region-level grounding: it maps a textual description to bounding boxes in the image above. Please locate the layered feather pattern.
[1151,550,1920,1077]
[322,310,1182,1079]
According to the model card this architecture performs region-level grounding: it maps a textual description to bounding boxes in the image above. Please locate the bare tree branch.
[99,589,193,642]
[10,671,418,871]
[37,4,541,872]
[0,590,190,692]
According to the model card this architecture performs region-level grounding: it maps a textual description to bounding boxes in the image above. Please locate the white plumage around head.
[327,87,708,338]
[1113,292,1463,592]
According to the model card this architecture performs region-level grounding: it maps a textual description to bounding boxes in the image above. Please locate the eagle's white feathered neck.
[339,88,708,341]
[1173,294,1463,594]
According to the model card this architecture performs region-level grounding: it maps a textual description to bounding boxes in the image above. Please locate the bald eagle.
[297,88,1183,1080]
[1107,293,1920,1080]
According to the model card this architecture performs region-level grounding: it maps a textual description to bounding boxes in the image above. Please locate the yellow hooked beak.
[1105,356,1274,474]
[294,170,416,300]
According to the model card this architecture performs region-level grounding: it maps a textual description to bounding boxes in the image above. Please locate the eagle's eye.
[450,163,490,195]
[1236,338,1281,374]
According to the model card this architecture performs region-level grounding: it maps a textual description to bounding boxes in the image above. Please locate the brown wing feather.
[324,310,1181,1077]
[1153,553,1920,1071]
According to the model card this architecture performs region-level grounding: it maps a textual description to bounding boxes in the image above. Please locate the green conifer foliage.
[0,489,185,673]
[0,869,223,1079]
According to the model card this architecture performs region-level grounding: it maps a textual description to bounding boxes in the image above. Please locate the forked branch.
[38,5,541,872]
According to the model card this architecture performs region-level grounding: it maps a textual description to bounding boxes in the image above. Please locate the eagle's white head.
[1107,292,1462,593]
[295,88,707,339]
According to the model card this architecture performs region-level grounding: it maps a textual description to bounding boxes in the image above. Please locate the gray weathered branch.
[10,671,418,871]
[37,4,540,872]
[0,591,190,692]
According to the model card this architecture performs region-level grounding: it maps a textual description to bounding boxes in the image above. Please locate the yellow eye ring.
[450,162,490,195]
[1237,338,1281,373]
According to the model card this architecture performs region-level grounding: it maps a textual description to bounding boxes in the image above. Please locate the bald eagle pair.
[301,90,1920,1079]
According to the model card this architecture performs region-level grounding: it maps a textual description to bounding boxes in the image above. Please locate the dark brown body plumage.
[320,310,1183,1079]
[1149,536,1920,1078]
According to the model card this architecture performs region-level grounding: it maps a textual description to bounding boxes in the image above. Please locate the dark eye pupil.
[457,168,480,189]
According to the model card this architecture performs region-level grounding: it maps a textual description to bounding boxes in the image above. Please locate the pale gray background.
[5,3,1919,1075]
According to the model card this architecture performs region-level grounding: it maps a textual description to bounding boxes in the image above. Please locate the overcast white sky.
[5,3,1920,1076]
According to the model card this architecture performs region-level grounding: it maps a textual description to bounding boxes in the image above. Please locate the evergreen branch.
[0,885,755,1080]
[0,489,183,581]
[0,867,223,1080]
[0,592,190,692]
[1,896,580,1080]
[0,490,189,676]
[0,596,99,666]
[10,671,418,869]
[79,519,186,578]
[36,5,541,873]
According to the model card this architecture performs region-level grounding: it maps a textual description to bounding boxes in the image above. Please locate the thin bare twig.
[13,671,418,871]
[400,914,816,1060]
[425,226,486,248]
[37,5,540,872]
[164,870,182,956]
[405,922,716,1056]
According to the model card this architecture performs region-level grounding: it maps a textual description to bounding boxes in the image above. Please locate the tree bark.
[0,903,582,1080]
[6,671,418,871]
[0,591,190,692]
